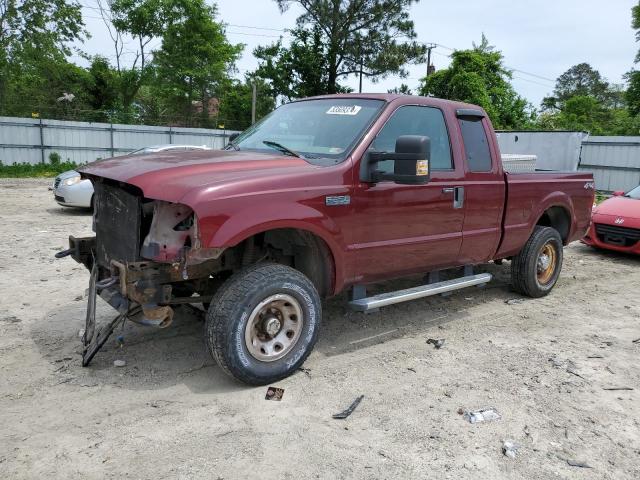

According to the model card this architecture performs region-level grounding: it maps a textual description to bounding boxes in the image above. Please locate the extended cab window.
[372,106,453,173]
[459,118,492,172]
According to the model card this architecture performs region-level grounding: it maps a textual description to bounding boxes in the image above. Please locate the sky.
[76,0,640,108]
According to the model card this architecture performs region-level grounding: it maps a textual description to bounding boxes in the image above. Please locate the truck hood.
[594,196,640,220]
[79,150,314,202]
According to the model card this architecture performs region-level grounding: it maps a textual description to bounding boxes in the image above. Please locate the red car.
[583,185,640,254]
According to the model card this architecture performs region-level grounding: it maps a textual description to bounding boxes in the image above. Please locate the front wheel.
[511,226,563,298]
[205,263,322,385]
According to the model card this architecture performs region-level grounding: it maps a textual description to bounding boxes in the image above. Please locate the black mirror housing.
[363,135,431,185]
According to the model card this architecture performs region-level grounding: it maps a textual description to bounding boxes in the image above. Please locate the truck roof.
[300,93,484,112]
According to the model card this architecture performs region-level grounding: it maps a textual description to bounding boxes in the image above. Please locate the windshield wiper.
[263,140,301,158]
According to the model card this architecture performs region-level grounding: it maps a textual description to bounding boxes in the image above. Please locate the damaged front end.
[57,179,227,365]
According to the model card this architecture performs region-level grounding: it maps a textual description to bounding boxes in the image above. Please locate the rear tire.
[205,263,322,385]
[511,226,563,298]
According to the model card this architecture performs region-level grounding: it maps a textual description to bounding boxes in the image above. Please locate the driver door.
[349,105,465,283]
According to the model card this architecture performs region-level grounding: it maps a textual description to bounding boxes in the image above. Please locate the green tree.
[0,0,86,114]
[254,25,347,101]
[274,0,426,94]
[152,0,242,126]
[217,77,276,131]
[626,2,640,115]
[388,83,413,95]
[542,63,611,111]
[418,36,529,129]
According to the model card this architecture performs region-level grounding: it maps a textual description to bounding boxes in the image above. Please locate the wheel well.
[235,228,335,297]
[536,206,570,243]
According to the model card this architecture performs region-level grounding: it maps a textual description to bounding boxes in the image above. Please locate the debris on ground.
[502,440,519,458]
[298,367,311,377]
[462,407,501,424]
[0,316,21,323]
[566,459,592,468]
[332,395,364,419]
[632,338,640,344]
[505,298,524,305]
[587,355,604,359]
[265,386,285,401]
[603,386,634,391]
[113,359,126,367]
[426,338,445,349]
[407,367,416,373]
[549,356,587,380]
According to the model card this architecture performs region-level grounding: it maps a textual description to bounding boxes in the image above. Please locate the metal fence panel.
[0,116,239,165]
[578,137,640,192]
[496,131,587,171]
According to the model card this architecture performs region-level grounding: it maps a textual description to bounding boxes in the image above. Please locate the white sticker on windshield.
[326,105,362,115]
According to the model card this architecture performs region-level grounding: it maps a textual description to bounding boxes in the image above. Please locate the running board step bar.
[348,273,492,312]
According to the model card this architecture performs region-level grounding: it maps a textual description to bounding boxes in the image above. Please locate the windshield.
[233,98,385,163]
[625,185,640,199]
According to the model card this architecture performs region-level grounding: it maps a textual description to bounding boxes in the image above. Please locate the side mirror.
[612,190,625,197]
[362,135,431,185]
[228,132,240,144]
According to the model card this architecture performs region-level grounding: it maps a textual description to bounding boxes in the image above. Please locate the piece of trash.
[605,366,615,374]
[298,367,311,377]
[456,407,464,415]
[566,459,592,468]
[603,386,633,391]
[332,395,364,419]
[407,367,416,373]
[505,298,524,305]
[502,440,518,458]
[463,407,501,424]
[586,355,604,359]
[426,338,445,349]
[113,359,126,367]
[265,386,285,401]
[632,338,640,344]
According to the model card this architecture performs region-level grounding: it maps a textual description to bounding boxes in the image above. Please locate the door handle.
[442,186,464,209]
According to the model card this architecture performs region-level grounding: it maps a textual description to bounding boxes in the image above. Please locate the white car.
[51,145,211,208]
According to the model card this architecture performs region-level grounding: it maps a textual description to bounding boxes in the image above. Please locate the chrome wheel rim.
[244,293,303,362]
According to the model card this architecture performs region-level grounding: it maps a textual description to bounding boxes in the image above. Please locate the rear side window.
[372,105,453,173]
[459,118,492,172]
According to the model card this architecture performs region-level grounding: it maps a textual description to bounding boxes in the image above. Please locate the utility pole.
[251,82,257,125]
[359,58,364,93]
[425,43,437,77]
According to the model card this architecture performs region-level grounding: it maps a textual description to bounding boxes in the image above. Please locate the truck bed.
[496,171,594,258]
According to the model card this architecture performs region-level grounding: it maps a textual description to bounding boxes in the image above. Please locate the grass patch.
[0,161,80,178]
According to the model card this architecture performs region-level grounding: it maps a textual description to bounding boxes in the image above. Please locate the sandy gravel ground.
[1,178,639,479]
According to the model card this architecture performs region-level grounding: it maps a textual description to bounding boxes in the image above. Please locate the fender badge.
[325,195,351,206]
[584,182,595,190]
[614,217,625,225]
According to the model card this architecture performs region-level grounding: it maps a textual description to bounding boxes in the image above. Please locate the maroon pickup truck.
[58,94,594,385]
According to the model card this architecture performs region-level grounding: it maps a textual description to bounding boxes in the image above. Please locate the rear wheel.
[511,226,563,298]
[205,263,321,385]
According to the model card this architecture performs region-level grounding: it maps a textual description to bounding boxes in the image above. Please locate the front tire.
[205,263,322,385]
[511,226,563,298]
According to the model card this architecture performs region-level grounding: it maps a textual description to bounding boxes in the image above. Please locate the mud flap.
[82,265,125,367]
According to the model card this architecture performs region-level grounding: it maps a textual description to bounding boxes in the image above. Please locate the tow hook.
[55,248,73,259]
[138,304,174,329]
[95,276,119,291]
